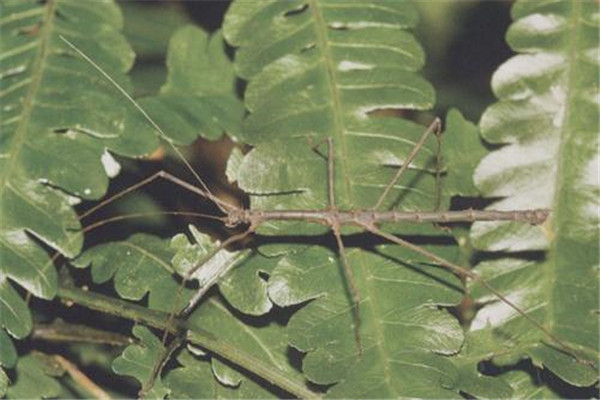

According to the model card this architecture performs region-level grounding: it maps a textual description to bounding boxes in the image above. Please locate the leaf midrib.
[547,0,583,337]
[1,0,57,193]
[307,2,403,393]
[308,0,351,203]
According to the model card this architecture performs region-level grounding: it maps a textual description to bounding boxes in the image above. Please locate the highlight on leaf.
[466,0,599,388]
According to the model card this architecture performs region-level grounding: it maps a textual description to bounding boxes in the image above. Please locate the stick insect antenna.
[59,36,237,215]
[374,118,442,210]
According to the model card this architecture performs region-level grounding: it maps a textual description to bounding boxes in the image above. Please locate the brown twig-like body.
[225,207,550,229]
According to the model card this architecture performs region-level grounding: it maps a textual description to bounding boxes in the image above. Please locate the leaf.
[224,0,439,215]
[467,0,599,387]
[78,229,296,397]
[112,325,170,399]
[74,234,192,313]
[0,368,7,398]
[171,226,273,316]
[269,245,463,398]
[0,0,158,350]
[0,330,17,369]
[0,276,31,341]
[6,353,62,399]
[442,109,487,198]
[119,2,193,96]
[166,297,304,399]
[140,25,244,144]
[120,2,192,59]
[222,1,472,396]
[501,370,560,399]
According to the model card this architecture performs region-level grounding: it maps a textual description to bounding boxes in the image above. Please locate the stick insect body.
[60,36,592,375]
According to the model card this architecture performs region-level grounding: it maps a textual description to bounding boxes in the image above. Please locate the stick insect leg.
[434,122,443,212]
[332,224,363,354]
[325,138,363,354]
[361,222,594,366]
[79,170,229,221]
[374,118,442,210]
[162,229,254,344]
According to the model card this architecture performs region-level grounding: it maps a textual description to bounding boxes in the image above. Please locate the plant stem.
[57,283,320,400]
[32,322,132,346]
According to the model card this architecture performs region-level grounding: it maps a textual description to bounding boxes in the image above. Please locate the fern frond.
[222,1,468,397]
[0,0,158,360]
[468,0,599,387]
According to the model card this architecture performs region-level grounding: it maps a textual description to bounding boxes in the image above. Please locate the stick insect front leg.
[374,118,442,210]
[78,170,228,221]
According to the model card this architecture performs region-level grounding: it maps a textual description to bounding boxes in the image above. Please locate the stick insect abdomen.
[228,208,550,228]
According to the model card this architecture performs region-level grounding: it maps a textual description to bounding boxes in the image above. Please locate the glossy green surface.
[222,1,473,397]
[0,0,156,347]
[468,0,599,387]
[74,234,193,313]
[5,354,61,399]
[113,325,170,399]
[142,26,244,143]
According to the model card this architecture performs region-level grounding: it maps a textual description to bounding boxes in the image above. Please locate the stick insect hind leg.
[360,222,595,368]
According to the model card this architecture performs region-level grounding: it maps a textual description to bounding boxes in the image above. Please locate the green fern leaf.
[0,0,157,346]
[0,330,17,370]
[0,368,7,398]
[79,232,306,398]
[224,0,438,215]
[73,234,194,313]
[222,1,469,397]
[5,353,62,399]
[501,370,560,399]
[112,325,171,400]
[442,109,487,198]
[140,25,244,143]
[167,297,306,398]
[468,0,599,387]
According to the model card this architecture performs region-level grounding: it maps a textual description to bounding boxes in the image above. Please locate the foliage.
[0,0,155,372]
[468,0,599,385]
[0,0,597,398]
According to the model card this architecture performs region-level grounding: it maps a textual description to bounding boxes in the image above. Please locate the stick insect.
[60,36,592,374]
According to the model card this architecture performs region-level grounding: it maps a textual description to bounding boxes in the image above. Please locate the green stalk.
[57,283,320,400]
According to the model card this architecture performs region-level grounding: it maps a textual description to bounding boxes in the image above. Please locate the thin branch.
[53,354,111,400]
[31,322,132,346]
[57,283,321,400]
